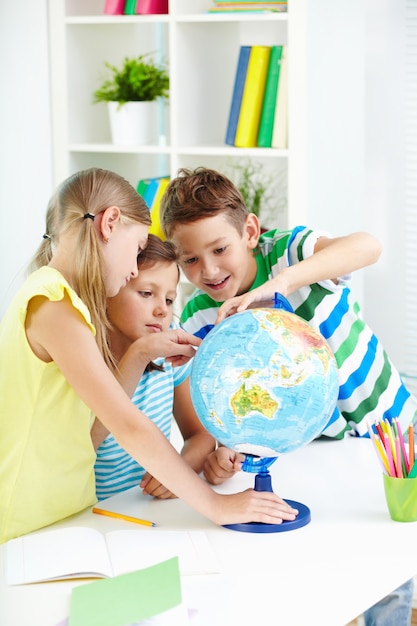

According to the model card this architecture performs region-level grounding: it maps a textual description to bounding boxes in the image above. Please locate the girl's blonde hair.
[28,191,59,273]
[32,168,151,369]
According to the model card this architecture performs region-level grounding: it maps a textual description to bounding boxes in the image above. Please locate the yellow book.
[149,177,170,240]
[235,46,271,147]
[271,45,288,149]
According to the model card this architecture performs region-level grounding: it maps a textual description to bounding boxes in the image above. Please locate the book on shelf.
[271,44,288,149]
[104,0,126,14]
[136,177,151,199]
[123,0,137,14]
[225,46,251,146]
[149,176,170,240]
[235,45,271,148]
[137,175,170,229]
[257,45,283,148]
[211,0,287,3]
[5,525,220,585]
[69,557,187,626]
[208,1,287,12]
[142,176,165,210]
[136,0,169,13]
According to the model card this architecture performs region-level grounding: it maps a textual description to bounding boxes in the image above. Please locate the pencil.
[409,424,415,472]
[367,421,389,474]
[395,436,403,477]
[384,434,396,477]
[384,419,397,470]
[92,507,156,527]
[395,418,410,475]
[375,421,385,442]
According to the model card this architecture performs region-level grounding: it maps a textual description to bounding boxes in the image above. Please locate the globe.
[190,306,339,463]
[190,305,339,533]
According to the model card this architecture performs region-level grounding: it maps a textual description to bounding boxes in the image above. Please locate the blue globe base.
[223,499,311,533]
[223,469,311,533]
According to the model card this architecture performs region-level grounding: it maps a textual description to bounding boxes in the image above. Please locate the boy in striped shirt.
[160,167,416,626]
[161,167,417,443]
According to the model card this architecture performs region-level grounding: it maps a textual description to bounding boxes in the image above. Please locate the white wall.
[0,0,53,318]
[363,0,409,373]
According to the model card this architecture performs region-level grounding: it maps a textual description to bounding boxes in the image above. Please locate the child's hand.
[203,447,245,485]
[212,490,298,526]
[133,329,201,366]
[215,283,285,324]
[140,472,177,499]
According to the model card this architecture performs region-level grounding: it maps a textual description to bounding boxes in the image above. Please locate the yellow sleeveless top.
[0,267,97,543]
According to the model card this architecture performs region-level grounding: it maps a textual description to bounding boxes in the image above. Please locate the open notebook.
[5,526,220,585]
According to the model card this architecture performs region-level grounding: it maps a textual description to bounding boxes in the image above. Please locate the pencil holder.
[383,473,417,522]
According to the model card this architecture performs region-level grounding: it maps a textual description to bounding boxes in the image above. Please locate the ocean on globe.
[190,307,339,457]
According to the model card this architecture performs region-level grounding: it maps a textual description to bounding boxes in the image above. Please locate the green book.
[257,45,283,147]
[124,0,137,14]
[136,178,150,199]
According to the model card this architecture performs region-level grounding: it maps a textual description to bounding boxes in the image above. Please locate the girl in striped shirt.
[92,234,216,500]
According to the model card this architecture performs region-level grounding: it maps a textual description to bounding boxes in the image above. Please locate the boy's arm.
[203,446,246,485]
[216,231,382,322]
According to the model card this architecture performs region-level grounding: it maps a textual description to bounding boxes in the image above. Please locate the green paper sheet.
[68,557,181,626]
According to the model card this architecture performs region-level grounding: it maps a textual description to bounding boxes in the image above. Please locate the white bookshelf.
[48,0,366,237]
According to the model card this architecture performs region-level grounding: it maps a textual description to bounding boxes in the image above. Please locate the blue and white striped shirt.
[94,356,191,501]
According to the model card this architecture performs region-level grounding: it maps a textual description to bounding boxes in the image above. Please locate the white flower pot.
[108,100,157,145]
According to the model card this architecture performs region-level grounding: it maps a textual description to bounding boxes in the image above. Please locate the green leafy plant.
[227,159,287,230]
[93,54,169,106]
[228,159,272,219]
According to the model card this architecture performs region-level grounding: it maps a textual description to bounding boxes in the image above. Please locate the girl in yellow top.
[0,167,296,543]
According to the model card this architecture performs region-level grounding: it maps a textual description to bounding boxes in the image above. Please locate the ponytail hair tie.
[83,212,95,221]
[43,233,51,240]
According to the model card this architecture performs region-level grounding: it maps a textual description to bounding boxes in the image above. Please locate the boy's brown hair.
[160,167,249,239]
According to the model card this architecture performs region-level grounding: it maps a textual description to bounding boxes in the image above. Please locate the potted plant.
[227,159,287,231]
[93,53,169,145]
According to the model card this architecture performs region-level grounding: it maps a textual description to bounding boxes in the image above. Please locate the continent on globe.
[231,383,278,421]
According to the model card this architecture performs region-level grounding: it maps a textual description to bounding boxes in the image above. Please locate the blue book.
[143,177,161,210]
[225,46,251,146]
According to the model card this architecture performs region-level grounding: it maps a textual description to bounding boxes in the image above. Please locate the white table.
[2,438,417,626]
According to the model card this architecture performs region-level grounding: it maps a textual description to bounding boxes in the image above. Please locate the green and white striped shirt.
[181,227,417,439]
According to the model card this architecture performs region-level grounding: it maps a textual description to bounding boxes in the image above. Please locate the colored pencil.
[375,421,385,443]
[395,418,410,474]
[383,434,397,477]
[92,507,156,527]
[409,424,415,469]
[370,418,417,478]
[384,419,397,470]
[395,436,403,477]
[408,460,417,478]
[367,422,389,474]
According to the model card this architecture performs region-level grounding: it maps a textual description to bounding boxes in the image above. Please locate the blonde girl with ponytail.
[0,167,296,544]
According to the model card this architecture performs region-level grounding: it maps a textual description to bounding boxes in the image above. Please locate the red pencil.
[375,421,385,443]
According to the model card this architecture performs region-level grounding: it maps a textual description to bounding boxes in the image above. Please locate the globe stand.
[223,455,311,533]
